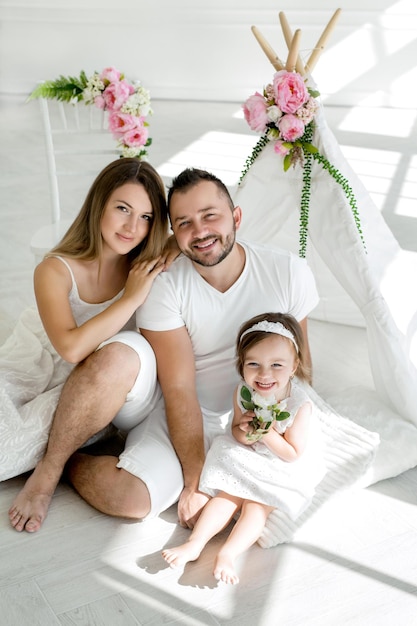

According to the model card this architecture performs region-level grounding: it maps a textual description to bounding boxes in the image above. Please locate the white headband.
[240,320,299,353]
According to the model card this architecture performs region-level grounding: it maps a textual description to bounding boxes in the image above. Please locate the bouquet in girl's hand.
[240,385,290,442]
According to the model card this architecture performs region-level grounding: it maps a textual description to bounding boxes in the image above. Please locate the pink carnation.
[100,67,121,83]
[273,140,291,156]
[296,97,318,124]
[123,122,149,147]
[108,111,138,138]
[273,70,309,114]
[242,92,269,133]
[278,114,305,142]
[103,80,134,111]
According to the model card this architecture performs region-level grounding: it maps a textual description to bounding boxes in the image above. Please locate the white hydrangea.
[82,74,105,105]
[121,85,152,117]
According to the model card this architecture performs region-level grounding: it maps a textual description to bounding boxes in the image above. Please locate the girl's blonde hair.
[235,312,310,381]
[49,158,168,263]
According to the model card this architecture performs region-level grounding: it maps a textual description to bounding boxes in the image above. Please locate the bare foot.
[162,539,203,569]
[213,553,239,584]
[8,460,58,532]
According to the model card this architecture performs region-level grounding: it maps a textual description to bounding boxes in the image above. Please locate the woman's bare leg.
[8,343,139,532]
[162,492,242,568]
[214,500,274,584]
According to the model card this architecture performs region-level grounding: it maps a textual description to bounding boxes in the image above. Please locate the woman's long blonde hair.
[49,158,168,263]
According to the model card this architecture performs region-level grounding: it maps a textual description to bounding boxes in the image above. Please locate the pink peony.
[94,95,106,109]
[108,111,138,138]
[123,123,149,147]
[278,114,305,142]
[103,80,134,111]
[242,92,269,133]
[100,67,121,83]
[273,140,291,156]
[273,70,309,114]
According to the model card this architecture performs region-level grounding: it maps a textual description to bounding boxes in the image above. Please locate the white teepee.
[234,10,417,507]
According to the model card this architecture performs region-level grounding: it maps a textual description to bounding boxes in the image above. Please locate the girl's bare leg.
[162,492,242,569]
[214,500,274,585]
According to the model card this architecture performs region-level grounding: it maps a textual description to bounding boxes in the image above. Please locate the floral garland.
[240,384,291,443]
[29,67,152,159]
[240,70,365,258]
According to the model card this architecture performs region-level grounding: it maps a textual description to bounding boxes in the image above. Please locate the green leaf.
[283,154,292,171]
[28,72,88,102]
[240,385,252,402]
[302,142,318,154]
[308,88,320,98]
[275,411,291,421]
[241,400,255,410]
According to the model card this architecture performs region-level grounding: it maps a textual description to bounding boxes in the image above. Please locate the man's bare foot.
[162,539,204,569]
[8,460,58,532]
[213,553,239,584]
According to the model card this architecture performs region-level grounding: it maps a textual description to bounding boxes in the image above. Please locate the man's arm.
[140,326,209,528]
[299,317,313,384]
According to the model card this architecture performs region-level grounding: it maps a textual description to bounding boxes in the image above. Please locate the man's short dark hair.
[167,168,234,212]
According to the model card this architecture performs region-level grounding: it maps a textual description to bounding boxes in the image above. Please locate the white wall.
[1,0,416,106]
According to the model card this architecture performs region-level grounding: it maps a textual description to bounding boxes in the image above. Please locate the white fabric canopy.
[234,102,417,497]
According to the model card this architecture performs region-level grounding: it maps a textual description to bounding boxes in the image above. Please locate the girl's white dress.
[0,257,134,481]
[199,380,326,520]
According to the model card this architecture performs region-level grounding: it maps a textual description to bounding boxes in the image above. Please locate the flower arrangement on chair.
[239,11,366,259]
[29,66,152,159]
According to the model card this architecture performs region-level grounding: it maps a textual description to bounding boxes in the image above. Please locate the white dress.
[0,257,135,481]
[199,380,326,520]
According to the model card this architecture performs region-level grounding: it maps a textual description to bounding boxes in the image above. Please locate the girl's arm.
[261,401,312,462]
[34,256,164,364]
[231,387,257,446]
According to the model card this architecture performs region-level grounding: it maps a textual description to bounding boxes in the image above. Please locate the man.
[134,168,318,527]
[9,168,318,532]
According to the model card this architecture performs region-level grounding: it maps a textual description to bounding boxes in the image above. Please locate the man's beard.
[185,229,235,267]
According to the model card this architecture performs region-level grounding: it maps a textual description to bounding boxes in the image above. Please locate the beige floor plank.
[58,594,140,626]
[0,580,60,626]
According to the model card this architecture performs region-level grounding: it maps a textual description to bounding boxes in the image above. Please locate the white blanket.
[259,319,417,547]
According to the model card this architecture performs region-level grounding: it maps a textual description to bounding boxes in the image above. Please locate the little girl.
[162,312,324,584]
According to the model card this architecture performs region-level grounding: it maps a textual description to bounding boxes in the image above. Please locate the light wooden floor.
[1,94,417,625]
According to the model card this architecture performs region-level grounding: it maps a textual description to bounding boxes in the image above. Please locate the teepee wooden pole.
[279,12,305,75]
[251,25,285,71]
[304,8,342,74]
[286,29,302,72]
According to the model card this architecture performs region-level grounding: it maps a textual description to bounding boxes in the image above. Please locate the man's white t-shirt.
[137,240,319,416]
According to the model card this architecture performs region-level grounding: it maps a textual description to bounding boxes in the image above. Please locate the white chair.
[30,96,121,263]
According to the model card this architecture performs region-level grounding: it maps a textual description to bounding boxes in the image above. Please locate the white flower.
[296,97,318,124]
[267,105,282,124]
[276,399,287,411]
[121,146,146,158]
[121,86,152,117]
[254,407,273,422]
[251,391,275,410]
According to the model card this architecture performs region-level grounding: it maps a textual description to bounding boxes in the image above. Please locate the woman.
[1,157,175,484]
